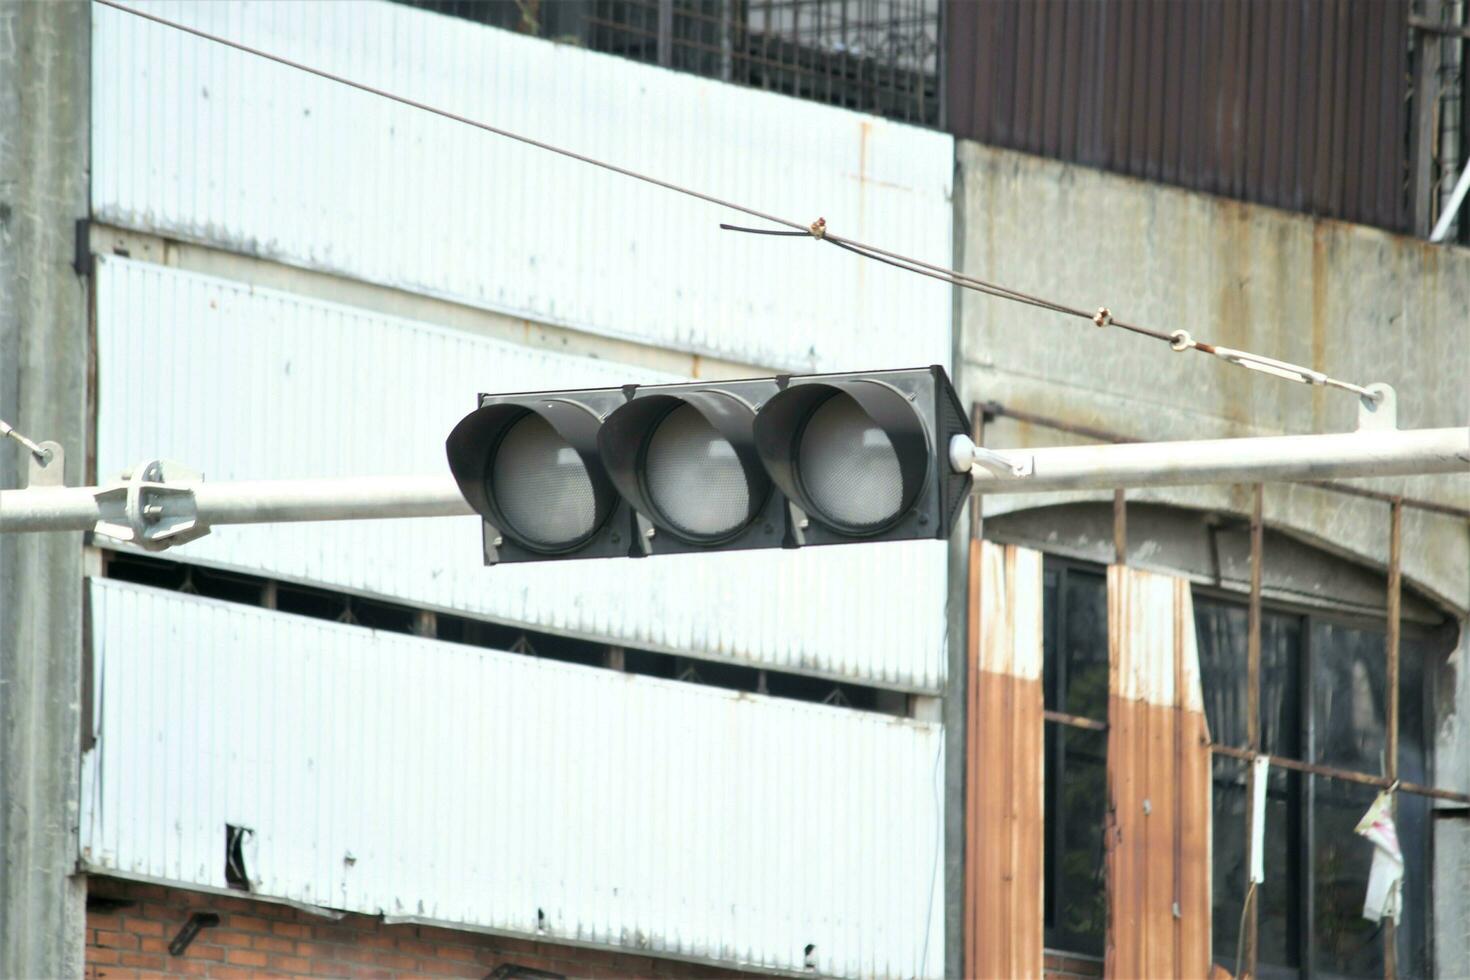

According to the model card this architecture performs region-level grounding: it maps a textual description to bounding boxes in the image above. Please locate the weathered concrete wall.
[955,141,1469,615]
[0,2,89,976]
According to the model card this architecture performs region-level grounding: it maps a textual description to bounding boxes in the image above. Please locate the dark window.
[1042,559,1440,978]
[1041,561,1108,956]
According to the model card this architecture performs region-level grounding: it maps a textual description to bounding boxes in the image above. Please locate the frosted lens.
[797,394,902,528]
[488,414,597,548]
[645,404,750,537]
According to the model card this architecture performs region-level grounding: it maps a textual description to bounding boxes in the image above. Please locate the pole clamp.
[93,459,211,551]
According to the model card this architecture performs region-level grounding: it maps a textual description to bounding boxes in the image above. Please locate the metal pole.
[1,475,471,533]
[3,428,1467,535]
[1243,484,1264,979]
[960,427,1468,493]
[1384,498,1404,980]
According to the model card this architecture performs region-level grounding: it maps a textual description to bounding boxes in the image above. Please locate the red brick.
[209,930,255,947]
[94,969,139,980]
[119,952,165,969]
[253,934,297,953]
[269,954,313,973]
[173,961,212,977]
[380,952,418,970]
[272,920,312,939]
[226,947,269,967]
[137,938,169,954]
[230,913,272,934]
[413,964,478,979]
[395,939,435,958]
[122,916,165,937]
[433,944,478,962]
[209,967,263,980]
[87,947,121,966]
[87,913,124,933]
[184,944,225,962]
[93,930,138,951]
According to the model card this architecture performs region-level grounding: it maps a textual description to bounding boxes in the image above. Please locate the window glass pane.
[1197,596,1302,972]
[1212,758,1302,972]
[1309,621,1429,979]
[1312,779,1384,977]
[1042,562,1106,956]
[1043,567,1060,712]
[1054,727,1107,955]
[1311,621,1387,772]
[1194,597,1301,756]
[1062,569,1107,720]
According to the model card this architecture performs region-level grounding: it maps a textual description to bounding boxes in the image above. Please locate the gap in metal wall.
[101,550,912,718]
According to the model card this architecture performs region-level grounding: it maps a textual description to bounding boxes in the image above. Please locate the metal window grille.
[397,0,941,127]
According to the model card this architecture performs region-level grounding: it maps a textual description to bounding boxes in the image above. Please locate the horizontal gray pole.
[966,427,1469,493]
[1,429,1466,534]
[0,476,473,533]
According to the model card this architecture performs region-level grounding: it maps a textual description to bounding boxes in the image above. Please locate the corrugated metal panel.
[94,256,949,691]
[1104,565,1211,978]
[963,541,1043,979]
[81,578,946,978]
[90,0,953,372]
[946,0,1411,233]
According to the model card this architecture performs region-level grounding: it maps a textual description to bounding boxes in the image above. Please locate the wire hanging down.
[96,0,1379,403]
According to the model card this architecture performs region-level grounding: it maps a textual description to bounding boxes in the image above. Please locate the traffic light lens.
[488,413,598,549]
[797,393,903,529]
[645,404,750,537]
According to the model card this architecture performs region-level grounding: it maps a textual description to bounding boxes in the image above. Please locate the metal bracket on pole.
[1357,384,1398,432]
[948,433,1033,478]
[92,459,210,551]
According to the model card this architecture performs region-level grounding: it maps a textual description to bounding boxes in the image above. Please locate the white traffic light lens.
[797,393,903,529]
[645,404,749,537]
[488,414,597,549]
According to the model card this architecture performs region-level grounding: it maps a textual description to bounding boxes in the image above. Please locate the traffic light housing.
[446,366,969,564]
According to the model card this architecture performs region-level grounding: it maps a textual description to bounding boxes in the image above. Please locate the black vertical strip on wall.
[943,0,1413,234]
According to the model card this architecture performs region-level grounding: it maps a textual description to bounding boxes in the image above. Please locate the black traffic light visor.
[753,378,930,537]
[446,398,619,554]
[598,389,773,545]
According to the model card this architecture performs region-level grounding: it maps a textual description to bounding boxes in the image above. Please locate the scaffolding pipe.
[2,428,1467,534]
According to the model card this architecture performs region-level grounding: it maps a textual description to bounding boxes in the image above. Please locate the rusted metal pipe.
[1210,745,1470,805]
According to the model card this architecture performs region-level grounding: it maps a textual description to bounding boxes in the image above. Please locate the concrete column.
[0,2,90,976]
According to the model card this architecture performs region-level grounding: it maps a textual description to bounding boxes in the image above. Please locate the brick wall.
[1042,950,1103,979]
[85,876,750,979]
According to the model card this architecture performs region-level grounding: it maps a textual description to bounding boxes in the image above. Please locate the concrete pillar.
[0,2,90,976]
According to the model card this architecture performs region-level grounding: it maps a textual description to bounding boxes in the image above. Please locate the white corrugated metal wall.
[94,256,949,691]
[86,1,957,973]
[91,0,954,372]
[83,580,946,979]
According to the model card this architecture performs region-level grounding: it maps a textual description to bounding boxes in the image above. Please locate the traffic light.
[445,366,970,564]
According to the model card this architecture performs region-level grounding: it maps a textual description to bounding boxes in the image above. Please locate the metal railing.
[398,0,941,127]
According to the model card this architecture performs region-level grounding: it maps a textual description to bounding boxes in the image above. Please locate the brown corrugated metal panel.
[965,541,1045,979]
[945,0,1411,232]
[1104,566,1212,979]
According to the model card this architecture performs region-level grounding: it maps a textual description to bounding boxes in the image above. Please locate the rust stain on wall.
[1105,566,1212,979]
[966,541,1045,979]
